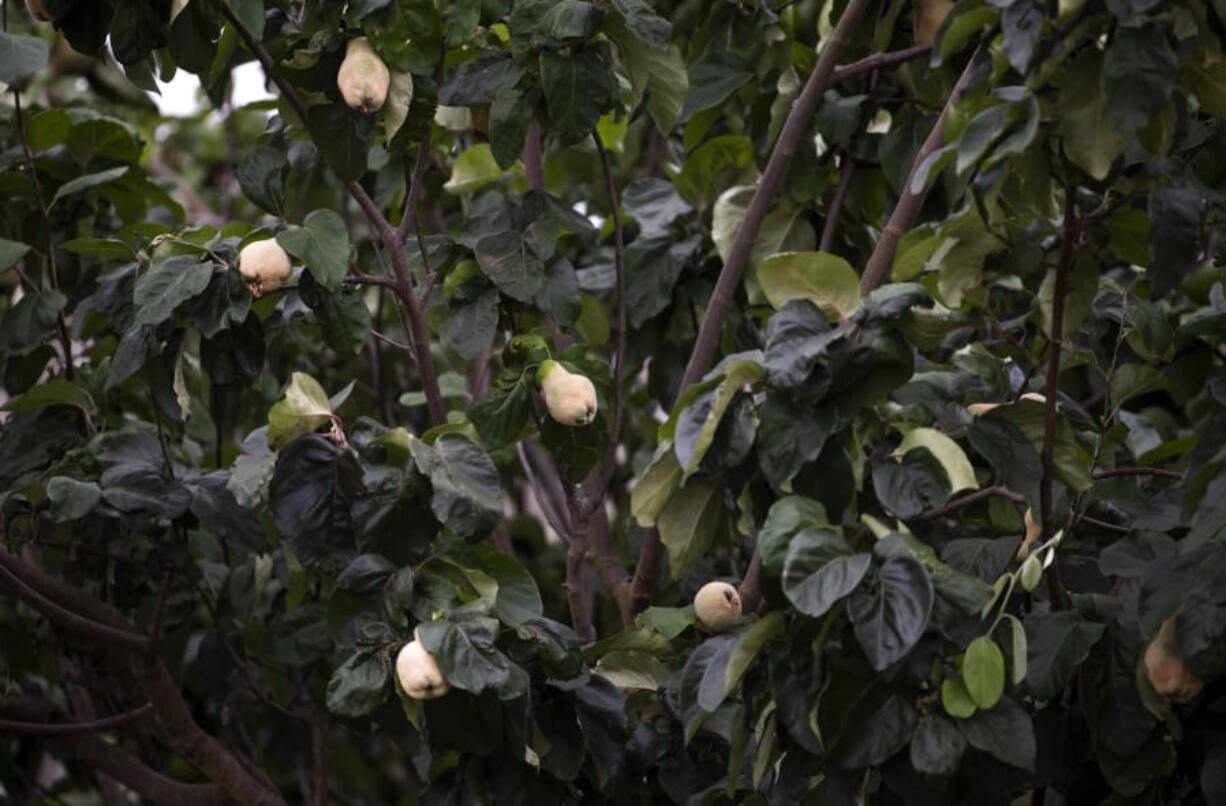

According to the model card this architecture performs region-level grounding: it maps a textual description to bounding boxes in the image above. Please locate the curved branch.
[831,43,932,84]
[63,734,228,806]
[921,484,1026,520]
[0,703,152,736]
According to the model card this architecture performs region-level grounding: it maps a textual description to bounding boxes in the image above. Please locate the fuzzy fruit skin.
[396,640,450,701]
[695,581,742,633]
[337,38,390,114]
[1144,617,1204,702]
[25,0,53,21]
[914,0,954,46]
[238,239,292,298]
[539,360,598,427]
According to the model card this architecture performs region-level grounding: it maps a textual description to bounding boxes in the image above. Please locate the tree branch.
[921,484,1026,520]
[859,46,983,295]
[0,548,285,804]
[591,130,629,469]
[63,734,228,806]
[220,1,446,427]
[522,120,545,191]
[831,43,932,84]
[679,0,870,392]
[1040,185,1078,610]
[0,703,152,735]
[1093,467,1183,481]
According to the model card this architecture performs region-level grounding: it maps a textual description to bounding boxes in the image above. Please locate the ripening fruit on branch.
[337,38,390,114]
[538,360,598,426]
[1144,617,1203,702]
[396,637,449,701]
[914,0,954,46]
[694,581,742,632]
[25,0,53,21]
[238,239,292,298]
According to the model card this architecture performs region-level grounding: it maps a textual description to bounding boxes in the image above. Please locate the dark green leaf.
[849,553,933,670]
[110,0,170,64]
[306,104,372,182]
[782,529,871,617]
[270,436,361,570]
[1103,23,1176,136]
[1024,611,1105,702]
[326,652,388,717]
[682,50,753,119]
[237,146,289,216]
[540,48,614,144]
[411,434,502,540]
[958,697,1035,770]
[910,713,966,775]
[0,33,49,87]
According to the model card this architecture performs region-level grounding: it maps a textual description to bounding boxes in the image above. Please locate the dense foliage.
[3,0,1226,803]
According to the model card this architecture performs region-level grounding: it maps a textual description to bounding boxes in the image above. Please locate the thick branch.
[221,2,446,426]
[64,734,228,806]
[0,548,284,804]
[1040,186,1077,610]
[679,0,869,392]
[859,47,982,295]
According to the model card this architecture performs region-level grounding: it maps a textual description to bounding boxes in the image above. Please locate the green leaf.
[489,84,534,169]
[267,372,334,449]
[385,71,415,140]
[757,495,829,578]
[540,48,614,144]
[2,379,96,417]
[894,427,978,495]
[1038,252,1100,340]
[962,636,1005,709]
[468,377,531,451]
[298,272,372,356]
[439,52,523,105]
[442,541,543,627]
[236,146,289,216]
[46,476,103,522]
[133,256,213,327]
[0,32,50,86]
[757,252,861,321]
[0,238,32,272]
[674,357,763,478]
[1024,611,1104,701]
[326,652,388,717]
[474,230,545,302]
[605,18,686,133]
[1109,363,1166,412]
[411,434,502,540]
[444,143,505,195]
[980,398,1093,492]
[269,436,361,570]
[1103,23,1176,136]
[941,676,977,718]
[1148,187,1203,299]
[59,237,136,259]
[1005,614,1028,686]
[1058,50,1127,181]
[682,50,753,119]
[849,552,934,670]
[958,698,1036,770]
[872,449,951,520]
[683,140,754,207]
[697,611,785,712]
[417,616,518,696]
[52,166,130,205]
[609,0,671,45]
[630,443,683,527]
[658,478,724,579]
[305,104,372,182]
[635,606,694,640]
[782,529,871,617]
[911,713,967,775]
[276,210,349,292]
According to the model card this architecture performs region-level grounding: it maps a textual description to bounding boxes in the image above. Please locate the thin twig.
[1092,467,1183,481]
[1040,185,1078,610]
[522,120,545,191]
[0,703,153,736]
[592,131,628,456]
[920,484,1026,520]
[831,43,932,84]
[1075,514,1130,534]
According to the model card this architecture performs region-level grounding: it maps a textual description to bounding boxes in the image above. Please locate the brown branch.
[859,46,983,295]
[220,2,446,427]
[820,156,858,253]
[346,272,401,290]
[592,131,629,462]
[1075,514,1130,534]
[396,136,435,245]
[0,548,284,804]
[1040,185,1078,611]
[1092,467,1183,481]
[0,703,152,735]
[632,0,871,617]
[679,0,870,392]
[62,734,228,806]
[737,549,765,614]
[522,120,545,191]
[831,43,932,83]
[920,484,1026,520]
[0,557,150,652]
[311,713,329,806]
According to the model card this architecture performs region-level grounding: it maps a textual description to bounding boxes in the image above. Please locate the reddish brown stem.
[860,46,982,295]
[679,0,870,392]
[522,120,545,191]
[0,703,152,735]
[1040,186,1077,610]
